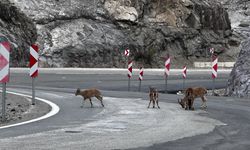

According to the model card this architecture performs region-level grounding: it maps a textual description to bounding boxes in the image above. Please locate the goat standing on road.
[75,88,104,108]
[148,87,160,109]
[178,87,207,110]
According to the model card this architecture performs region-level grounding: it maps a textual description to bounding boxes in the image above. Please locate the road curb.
[0,91,60,129]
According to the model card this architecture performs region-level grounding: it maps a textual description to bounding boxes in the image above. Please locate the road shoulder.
[0,92,51,127]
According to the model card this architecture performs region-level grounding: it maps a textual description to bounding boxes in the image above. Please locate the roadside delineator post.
[30,44,39,105]
[127,60,132,91]
[210,48,214,54]
[0,41,10,122]
[212,55,218,95]
[124,48,130,68]
[182,65,187,90]
[138,67,143,92]
[124,48,130,57]
[164,56,171,93]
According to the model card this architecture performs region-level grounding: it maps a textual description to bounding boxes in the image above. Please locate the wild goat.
[178,87,207,110]
[75,88,104,108]
[178,96,194,110]
[148,87,160,109]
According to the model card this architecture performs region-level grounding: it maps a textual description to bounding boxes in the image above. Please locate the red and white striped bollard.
[0,41,10,82]
[124,48,130,68]
[30,44,39,77]
[182,65,187,90]
[212,56,218,79]
[127,60,132,91]
[30,44,39,105]
[138,67,143,91]
[212,55,218,95]
[0,41,10,121]
[164,57,171,93]
[124,49,130,57]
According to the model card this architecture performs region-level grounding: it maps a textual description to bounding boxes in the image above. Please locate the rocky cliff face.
[226,38,250,97]
[2,0,234,67]
[221,0,250,38]
[0,0,37,66]
[223,0,250,97]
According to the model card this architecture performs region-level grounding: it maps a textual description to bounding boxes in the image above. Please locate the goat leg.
[89,98,93,108]
[156,99,160,109]
[81,99,85,108]
[101,100,104,107]
[148,100,151,108]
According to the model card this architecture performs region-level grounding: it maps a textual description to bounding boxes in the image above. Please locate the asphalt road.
[1,69,250,149]
[8,68,230,93]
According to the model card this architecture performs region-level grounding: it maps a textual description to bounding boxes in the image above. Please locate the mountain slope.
[1,0,236,67]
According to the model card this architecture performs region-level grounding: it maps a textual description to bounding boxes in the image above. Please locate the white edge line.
[0,91,60,129]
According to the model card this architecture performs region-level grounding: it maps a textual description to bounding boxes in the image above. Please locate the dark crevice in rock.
[0,0,37,67]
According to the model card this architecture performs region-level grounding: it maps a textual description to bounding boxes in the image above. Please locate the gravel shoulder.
[0,92,51,127]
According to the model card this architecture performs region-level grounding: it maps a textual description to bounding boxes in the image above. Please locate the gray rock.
[226,38,250,97]
[0,0,37,66]
[239,21,250,27]
[1,0,235,68]
[104,0,138,22]
[221,0,250,97]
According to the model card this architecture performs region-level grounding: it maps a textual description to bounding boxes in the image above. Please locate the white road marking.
[0,91,60,129]
[0,97,225,149]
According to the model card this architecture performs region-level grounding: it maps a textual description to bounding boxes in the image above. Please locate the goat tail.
[204,88,208,95]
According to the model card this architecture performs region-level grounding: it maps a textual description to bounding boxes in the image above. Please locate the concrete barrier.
[194,62,235,68]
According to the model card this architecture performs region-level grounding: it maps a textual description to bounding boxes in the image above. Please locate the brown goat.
[178,87,207,110]
[178,96,194,110]
[75,88,104,108]
[148,87,160,109]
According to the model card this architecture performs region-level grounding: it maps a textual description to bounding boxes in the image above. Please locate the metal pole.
[183,78,186,91]
[32,77,35,105]
[165,75,168,93]
[212,78,215,96]
[128,77,130,91]
[2,83,6,122]
[138,80,141,92]
[126,57,128,68]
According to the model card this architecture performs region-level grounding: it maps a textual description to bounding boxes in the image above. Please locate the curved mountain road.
[0,69,249,150]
